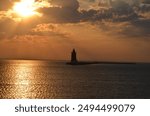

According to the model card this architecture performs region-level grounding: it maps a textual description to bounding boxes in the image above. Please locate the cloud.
[0,17,17,38]
[0,0,150,62]
[78,0,100,10]
[0,0,150,40]
[0,15,42,39]
[89,19,150,39]
[38,7,80,23]
[1,0,149,23]
[38,0,80,23]
[0,16,70,40]
[30,23,70,39]
[0,0,13,10]
[142,0,150,4]
[50,0,79,10]
[129,19,150,37]
[37,0,140,23]
[0,0,20,11]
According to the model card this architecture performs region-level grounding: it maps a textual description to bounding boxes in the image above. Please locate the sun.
[13,0,38,17]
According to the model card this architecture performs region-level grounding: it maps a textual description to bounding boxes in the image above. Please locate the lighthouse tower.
[71,49,78,64]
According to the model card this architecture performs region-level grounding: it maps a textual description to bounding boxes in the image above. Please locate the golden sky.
[0,0,150,62]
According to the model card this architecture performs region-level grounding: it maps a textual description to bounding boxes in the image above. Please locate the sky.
[0,0,150,62]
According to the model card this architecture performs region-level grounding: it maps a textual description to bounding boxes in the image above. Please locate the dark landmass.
[66,61,136,65]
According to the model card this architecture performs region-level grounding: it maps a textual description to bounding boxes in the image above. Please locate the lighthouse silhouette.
[71,49,78,64]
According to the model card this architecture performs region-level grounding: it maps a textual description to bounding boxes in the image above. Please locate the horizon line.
[0,58,150,64]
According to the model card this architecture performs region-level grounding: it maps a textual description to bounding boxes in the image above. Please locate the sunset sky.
[0,0,150,62]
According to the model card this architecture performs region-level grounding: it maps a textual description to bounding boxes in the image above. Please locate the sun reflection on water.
[14,61,35,98]
[1,60,60,99]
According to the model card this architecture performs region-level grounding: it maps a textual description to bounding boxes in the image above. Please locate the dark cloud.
[80,0,150,23]
[80,6,137,22]
[111,0,134,14]
[130,19,150,37]
[50,0,79,10]
[112,19,149,38]
[38,7,80,23]
[38,0,80,23]
[142,0,150,4]
[1,0,149,23]
[139,4,150,12]
[86,18,150,39]
[0,0,150,40]
[38,0,138,23]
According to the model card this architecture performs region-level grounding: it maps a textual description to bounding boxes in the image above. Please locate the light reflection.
[1,60,60,98]
[14,61,35,98]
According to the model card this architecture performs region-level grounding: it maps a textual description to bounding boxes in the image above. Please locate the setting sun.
[13,0,38,17]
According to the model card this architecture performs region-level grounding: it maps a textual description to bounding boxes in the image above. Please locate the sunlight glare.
[13,0,38,17]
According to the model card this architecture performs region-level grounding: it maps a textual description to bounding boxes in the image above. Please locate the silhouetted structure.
[71,49,78,64]
[66,49,136,65]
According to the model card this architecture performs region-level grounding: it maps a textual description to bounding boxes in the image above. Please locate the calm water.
[0,60,150,99]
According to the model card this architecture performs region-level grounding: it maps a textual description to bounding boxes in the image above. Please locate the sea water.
[0,60,150,99]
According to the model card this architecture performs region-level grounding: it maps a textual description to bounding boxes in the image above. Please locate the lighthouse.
[71,49,78,64]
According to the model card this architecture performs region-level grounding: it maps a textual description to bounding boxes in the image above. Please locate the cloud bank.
[0,0,150,61]
[0,0,149,41]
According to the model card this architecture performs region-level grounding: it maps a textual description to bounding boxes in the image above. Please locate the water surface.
[0,60,150,99]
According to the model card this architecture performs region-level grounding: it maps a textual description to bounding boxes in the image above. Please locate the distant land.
[66,61,137,65]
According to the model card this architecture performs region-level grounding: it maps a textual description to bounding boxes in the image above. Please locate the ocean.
[0,60,150,99]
